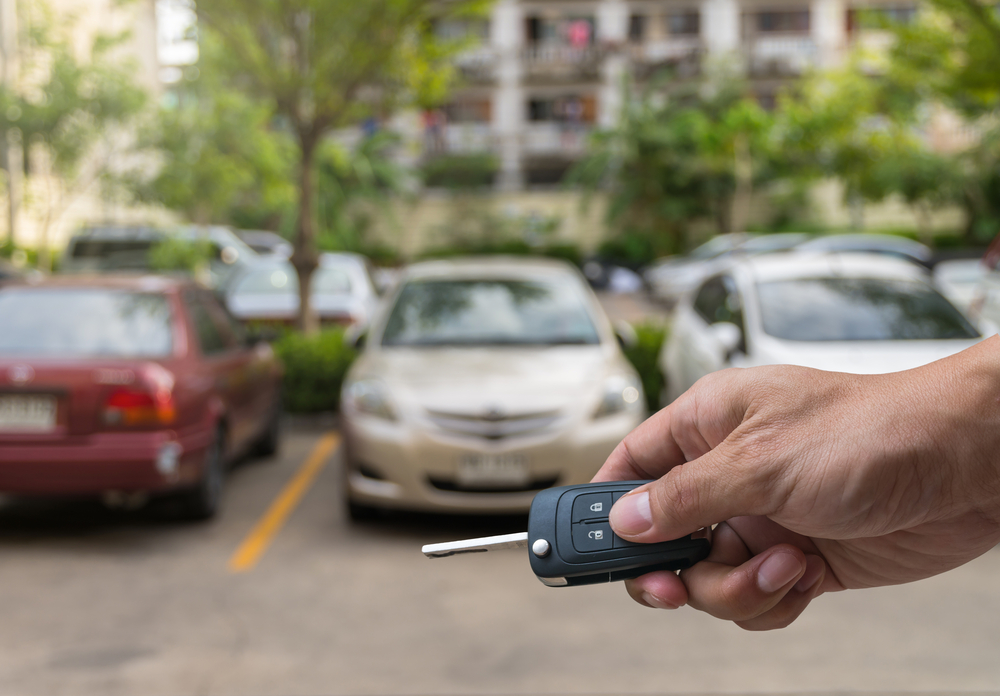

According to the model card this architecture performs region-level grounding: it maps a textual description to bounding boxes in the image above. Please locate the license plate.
[0,395,57,433]
[457,453,529,487]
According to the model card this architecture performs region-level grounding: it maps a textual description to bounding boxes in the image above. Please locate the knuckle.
[649,466,699,533]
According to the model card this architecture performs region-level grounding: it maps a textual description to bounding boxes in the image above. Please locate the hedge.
[273,329,357,413]
[622,322,669,414]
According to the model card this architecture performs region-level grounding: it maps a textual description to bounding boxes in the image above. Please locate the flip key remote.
[421,481,711,587]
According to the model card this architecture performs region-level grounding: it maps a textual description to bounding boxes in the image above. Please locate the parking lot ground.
[1,426,999,696]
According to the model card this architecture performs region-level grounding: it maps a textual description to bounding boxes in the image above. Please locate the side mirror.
[345,324,368,350]
[709,322,742,360]
[613,321,638,351]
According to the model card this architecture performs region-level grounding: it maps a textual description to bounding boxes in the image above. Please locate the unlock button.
[572,521,614,552]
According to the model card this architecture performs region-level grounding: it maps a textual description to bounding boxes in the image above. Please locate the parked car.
[795,233,933,268]
[225,252,379,327]
[660,253,986,404]
[234,229,292,258]
[61,225,259,292]
[340,257,646,517]
[644,233,811,305]
[0,276,283,518]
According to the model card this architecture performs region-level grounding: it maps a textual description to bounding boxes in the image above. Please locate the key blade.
[422,532,529,558]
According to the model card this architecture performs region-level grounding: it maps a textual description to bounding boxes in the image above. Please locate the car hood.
[752,337,983,374]
[351,346,618,416]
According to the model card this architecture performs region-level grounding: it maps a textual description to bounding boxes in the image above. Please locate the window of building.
[527,95,597,123]
[525,15,596,46]
[754,10,810,33]
[629,14,647,42]
[443,98,492,123]
[666,11,701,36]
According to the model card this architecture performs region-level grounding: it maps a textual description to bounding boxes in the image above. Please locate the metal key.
[422,481,711,587]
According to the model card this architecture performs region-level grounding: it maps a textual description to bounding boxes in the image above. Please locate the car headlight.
[593,375,643,419]
[344,379,397,421]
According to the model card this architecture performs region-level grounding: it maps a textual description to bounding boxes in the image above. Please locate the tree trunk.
[292,135,320,335]
[730,133,753,235]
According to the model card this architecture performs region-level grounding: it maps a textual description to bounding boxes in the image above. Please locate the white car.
[933,258,988,315]
[660,253,987,404]
[340,257,646,517]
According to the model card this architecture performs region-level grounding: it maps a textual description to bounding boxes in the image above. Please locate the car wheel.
[346,497,379,523]
[180,427,226,521]
[253,401,282,458]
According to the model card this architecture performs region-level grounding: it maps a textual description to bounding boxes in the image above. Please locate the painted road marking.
[228,431,340,573]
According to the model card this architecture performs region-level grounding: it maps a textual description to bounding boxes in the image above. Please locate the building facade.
[429,0,913,190]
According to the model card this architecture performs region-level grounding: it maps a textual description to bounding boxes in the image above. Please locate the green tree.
[194,0,486,333]
[571,77,774,261]
[0,0,147,267]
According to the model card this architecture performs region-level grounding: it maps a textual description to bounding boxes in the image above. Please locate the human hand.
[593,337,1000,630]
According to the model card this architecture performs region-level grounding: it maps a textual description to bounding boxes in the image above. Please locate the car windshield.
[0,289,174,357]
[234,266,352,296]
[757,277,980,341]
[380,278,601,347]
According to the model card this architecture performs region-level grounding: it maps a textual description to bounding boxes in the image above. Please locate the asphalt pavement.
[0,424,998,696]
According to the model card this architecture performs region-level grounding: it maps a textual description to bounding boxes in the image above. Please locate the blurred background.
[1,0,1000,694]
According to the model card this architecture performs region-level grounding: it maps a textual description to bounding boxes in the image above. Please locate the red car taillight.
[102,387,176,427]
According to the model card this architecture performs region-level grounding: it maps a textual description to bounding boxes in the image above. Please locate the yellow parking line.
[228,431,341,573]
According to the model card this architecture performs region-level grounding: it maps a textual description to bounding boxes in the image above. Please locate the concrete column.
[493,0,523,190]
[702,0,740,57]
[598,0,629,128]
[811,0,846,67]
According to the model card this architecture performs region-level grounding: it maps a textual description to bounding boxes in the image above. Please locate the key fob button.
[572,493,612,522]
[613,533,642,549]
[572,521,614,552]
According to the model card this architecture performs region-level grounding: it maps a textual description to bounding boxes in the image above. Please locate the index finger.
[591,369,751,483]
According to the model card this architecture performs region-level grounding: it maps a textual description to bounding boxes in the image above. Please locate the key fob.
[527,481,711,587]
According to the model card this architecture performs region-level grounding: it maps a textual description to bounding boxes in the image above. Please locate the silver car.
[340,257,646,517]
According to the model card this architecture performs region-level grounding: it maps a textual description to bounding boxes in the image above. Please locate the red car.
[0,276,283,519]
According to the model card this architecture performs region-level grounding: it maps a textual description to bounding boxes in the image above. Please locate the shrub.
[422,153,500,189]
[273,329,357,413]
[622,322,669,413]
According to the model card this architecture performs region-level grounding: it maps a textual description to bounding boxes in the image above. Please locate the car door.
[685,274,748,384]
[183,289,259,453]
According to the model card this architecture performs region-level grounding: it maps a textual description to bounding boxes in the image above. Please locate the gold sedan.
[340,257,646,517]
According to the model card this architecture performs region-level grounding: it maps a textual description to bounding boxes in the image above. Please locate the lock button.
[572,520,614,552]
[572,493,613,523]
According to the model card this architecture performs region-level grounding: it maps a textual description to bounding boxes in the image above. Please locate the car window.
[235,266,295,296]
[693,275,746,351]
[0,288,173,357]
[756,277,981,341]
[381,278,601,347]
[184,291,239,355]
[312,267,352,295]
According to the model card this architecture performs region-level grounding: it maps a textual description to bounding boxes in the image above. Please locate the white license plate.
[457,453,530,487]
[0,395,58,433]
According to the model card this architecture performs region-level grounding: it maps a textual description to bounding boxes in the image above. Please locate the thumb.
[609,440,782,542]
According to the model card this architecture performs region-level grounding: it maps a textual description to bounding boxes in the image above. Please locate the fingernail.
[610,491,652,536]
[794,555,824,593]
[757,552,804,593]
[641,592,678,610]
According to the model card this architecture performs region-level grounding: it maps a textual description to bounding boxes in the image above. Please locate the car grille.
[427,474,560,494]
[425,408,561,440]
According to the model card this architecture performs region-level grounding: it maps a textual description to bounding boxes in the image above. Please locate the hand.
[593,337,1000,630]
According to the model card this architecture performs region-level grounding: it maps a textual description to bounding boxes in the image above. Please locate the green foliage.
[273,330,357,413]
[148,238,214,274]
[422,153,499,188]
[622,322,669,413]
[570,76,775,257]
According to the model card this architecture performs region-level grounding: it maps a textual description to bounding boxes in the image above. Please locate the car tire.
[180,427,226,521]
[253,401,282,459]
[346,497,379,523]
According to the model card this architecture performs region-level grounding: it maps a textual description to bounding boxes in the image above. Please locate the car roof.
[67,225,164,242]
[796,234,932,261]
[735,252,931,283]
[402,256,580,281]
[0,274,195,293]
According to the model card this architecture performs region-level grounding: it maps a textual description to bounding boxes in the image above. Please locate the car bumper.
[0,429,212,495]
[342,410,643,514]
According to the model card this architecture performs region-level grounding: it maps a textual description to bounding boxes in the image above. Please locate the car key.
[422,481,711,587]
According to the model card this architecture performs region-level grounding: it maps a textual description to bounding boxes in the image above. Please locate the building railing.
[627,38,705,79]
[521,122,592,157]
[423,123,495,156]
[455,48,498,84]
[520,44,606,83]
[742,35,819,77]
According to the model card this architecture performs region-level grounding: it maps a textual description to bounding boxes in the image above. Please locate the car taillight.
[103,387,176,427]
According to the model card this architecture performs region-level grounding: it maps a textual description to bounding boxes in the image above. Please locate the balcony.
[455,48,498,84]
[520,45,606,84]
[743,36,819,77]
[521,123,592,158]
[628,38,704,80]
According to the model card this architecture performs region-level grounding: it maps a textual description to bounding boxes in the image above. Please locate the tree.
[193,0,485,333]
[571,76,774,260]
[0,0,147,267]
